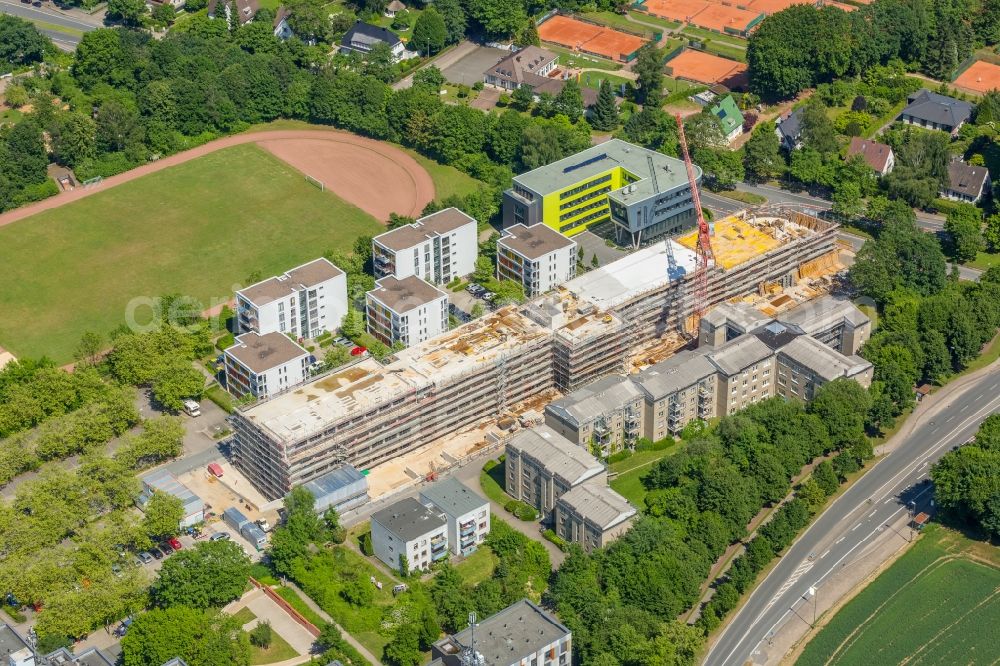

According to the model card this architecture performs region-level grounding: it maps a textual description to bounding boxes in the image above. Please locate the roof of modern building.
[238,258,343,306]
[0,624,29,659]
[776,107,803,141]
[780,295,870,334]
[512,139,692,200]
[141,469,203,517]
[367,275,447,313]
[632,349,718,400]
[707,333,775,376]
[565,239,697,310]
[484,46,559,88]
[702,301,772,334]
[546,374,643,427]
[372,497,446,541]
[342,20,402,48]
[420,477,487,517]
[302,464,367,502]
[42,647,116,665]
[433,599,570,665]
[901,89,974,128]
[373,207,476,252]
[498,223,575,260]
[557,483,636,530]
[847,137,893,173]
[945,161,990,198]
[506,425,605,486]
[778,335,871,381]
[225,331,309,374]
[711,95,744,136]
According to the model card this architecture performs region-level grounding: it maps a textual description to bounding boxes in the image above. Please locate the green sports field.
[799,525,1000,666]
[0,144,383,362]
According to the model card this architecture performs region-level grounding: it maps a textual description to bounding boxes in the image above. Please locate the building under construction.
[231,209,842,500]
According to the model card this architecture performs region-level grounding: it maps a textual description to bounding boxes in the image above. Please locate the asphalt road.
[704,366,1000,666]
[0,0,98,48]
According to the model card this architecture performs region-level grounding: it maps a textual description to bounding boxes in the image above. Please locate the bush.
[503,500,538,521]
[608,449,633,464]
[542,529,569,551]
[483,459,498,473]
[358,531,374,556]
[215,332,235,351]
[473,81,484,91]
[249,562,279,586]
[250,620,273,648]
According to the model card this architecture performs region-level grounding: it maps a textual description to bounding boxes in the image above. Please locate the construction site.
[231,205,846,501]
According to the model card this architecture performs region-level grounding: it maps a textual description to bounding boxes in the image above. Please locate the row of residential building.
[230,208,841,499]
[544,295,872,454]
[777,88,991,203]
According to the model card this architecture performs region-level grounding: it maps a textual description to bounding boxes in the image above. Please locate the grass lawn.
[609,443,681,506]
[678,26,747,49]
[799,525,1000,666]
[230,607,258,625]
[274,586,327,628]
[580,72,635,91]
[580,11,656,38]
[249,631,299,665]
[0,143,383,362]
[480,460,512,506]
[454,545,498,586]
[546,44,623,72]
[716,190,766,205]
[398,146,485,201]
[0,107,24,125]
[967,250,1000,270]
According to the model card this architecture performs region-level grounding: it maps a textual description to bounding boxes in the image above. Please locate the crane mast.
[675,114,715,328]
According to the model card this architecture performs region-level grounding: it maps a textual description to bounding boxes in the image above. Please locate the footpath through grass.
[799,525,1000,666]
[0,144,383,362]
[609,443,682,506]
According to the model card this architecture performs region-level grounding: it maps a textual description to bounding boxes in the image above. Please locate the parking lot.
[441,45,509,86]
[573,229,629,267]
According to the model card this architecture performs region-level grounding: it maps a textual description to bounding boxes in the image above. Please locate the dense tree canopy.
[153,541,251,609]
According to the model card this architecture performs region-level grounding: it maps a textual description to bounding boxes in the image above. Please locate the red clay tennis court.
[666,49,749,88]
[954,60,1000,94]
[538,15,648,61]
[643,0,712,23]
[746,0,813,13]
[690,3,764,34]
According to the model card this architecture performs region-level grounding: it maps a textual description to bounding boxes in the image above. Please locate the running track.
[0,128,437,228]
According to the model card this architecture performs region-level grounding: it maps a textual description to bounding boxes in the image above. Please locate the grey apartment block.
[504,425,606,521]
[371,497,448,572]
[545,374,644,456]
[554,483,636,553]
[632,349,718,440]
[431,599,571,666]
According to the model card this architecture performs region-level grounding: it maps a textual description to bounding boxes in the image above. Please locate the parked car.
[111,564,123,578]
[130,555,143,567]
[168,537,183,551]
[149,547,163,560]
[210,532,230,541]
[255,518,271,532]
[207,462,224,478]
[138,552,153,564]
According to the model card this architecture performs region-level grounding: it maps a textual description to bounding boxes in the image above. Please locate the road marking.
[867,509,877,518]
[851,523,861,531]
[835,536,845,544]
[883,497,894,504]
[819,549,829,559]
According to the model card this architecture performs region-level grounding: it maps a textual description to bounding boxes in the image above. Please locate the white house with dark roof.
[847,137,895,176]
[899,89,974,135]
[372,207,478,285]
[223,331,310,399]
[483,46,560,91]
[236,258,347,341]
[273,7,293,39]
[775,107,804,150]
[419,477,490,556]
[371,497,448,572]
[365,275,448,348]
[340,20,408,60]
[941,161,991,203]
[497,223,577,297]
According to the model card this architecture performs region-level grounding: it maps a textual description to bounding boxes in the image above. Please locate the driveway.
[440,45,509,86]
[226,588,315,658]
[573,230,628,267]
[394,40,481,90]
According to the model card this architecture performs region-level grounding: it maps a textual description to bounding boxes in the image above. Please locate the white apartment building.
[372,208,478,285]
[365,275,448,348]
[497,223,577,297]
[371,497,449,572]
[236,258,347,341]
[223,331,310,399]
[419,477,490,557]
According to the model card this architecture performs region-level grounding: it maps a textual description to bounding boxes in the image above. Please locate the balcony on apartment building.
[460,520,476,536]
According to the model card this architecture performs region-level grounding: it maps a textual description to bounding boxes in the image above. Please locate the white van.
[182,399,201,417]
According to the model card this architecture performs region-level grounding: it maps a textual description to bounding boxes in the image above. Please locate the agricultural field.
[798,525,1000,666]
[0,144,383,362]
